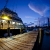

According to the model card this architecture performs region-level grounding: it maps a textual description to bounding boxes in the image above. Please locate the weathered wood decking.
[0,31,38,50]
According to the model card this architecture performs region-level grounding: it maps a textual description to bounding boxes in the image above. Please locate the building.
[0,8,25,30]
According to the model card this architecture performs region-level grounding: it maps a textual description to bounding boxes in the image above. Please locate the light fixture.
[1,14,11,20]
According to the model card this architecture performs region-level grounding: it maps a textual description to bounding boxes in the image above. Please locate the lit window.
[18,23,23,25]
[2,20,6,22]
[12,22,15,24]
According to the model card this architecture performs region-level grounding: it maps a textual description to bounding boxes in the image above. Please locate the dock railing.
[33,28,44,50]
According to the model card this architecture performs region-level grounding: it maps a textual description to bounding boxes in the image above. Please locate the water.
[41,33,50,50]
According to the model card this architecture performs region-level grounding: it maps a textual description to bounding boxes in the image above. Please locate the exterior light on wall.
[2,15,10,20]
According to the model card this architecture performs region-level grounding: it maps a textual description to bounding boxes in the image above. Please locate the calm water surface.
[41,33,50,50]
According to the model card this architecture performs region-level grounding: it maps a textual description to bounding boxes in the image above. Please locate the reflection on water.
[41,33,50,50]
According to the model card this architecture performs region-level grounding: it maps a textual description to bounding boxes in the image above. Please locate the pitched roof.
[2,8,17,15]
[0,8,23,22]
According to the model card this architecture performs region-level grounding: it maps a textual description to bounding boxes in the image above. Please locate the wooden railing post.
[33,28,44,50]
[38,28,44,50]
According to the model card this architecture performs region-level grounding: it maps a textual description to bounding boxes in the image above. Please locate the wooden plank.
[0,45,4,50]
[1,41,20,50]
[0,31,38,50]
[5,41,34,50]
[6,39,34,46]
[0,42,11,50]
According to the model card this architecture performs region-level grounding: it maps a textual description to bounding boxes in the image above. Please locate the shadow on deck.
[0,29,20,38]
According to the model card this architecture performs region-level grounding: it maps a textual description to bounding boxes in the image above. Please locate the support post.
[38,28,44,50]
[7,27,10,37]
[7,20,10,37]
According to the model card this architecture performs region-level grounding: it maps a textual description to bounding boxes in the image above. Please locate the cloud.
[28,1,49,16]
[25,16,34,18]
[25,16,39,22]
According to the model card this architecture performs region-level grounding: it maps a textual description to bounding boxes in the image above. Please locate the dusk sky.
[0,0,50,25]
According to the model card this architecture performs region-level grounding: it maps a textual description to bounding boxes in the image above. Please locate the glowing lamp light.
[2,15,10,20]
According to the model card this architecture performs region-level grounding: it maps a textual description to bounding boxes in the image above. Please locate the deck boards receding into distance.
[0,31,38,50]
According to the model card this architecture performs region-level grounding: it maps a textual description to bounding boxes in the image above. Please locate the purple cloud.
[25,16,34,18]
[28,1,49,16]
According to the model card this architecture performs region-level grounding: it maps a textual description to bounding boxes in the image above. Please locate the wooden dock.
[0,31,38,50]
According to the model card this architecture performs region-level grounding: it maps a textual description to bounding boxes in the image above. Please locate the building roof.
[1,8,17,15]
